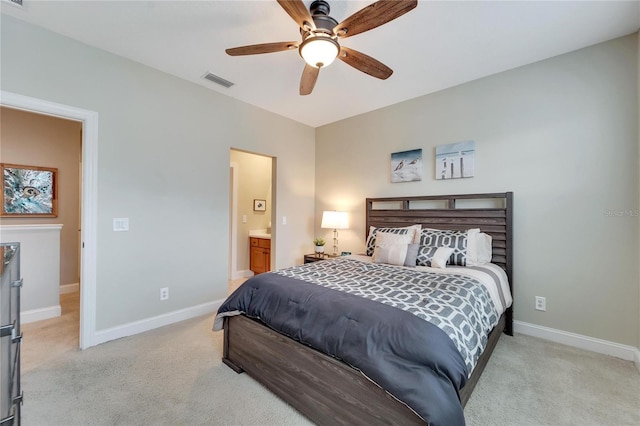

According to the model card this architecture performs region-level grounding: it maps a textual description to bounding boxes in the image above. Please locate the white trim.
[60,283,79,294]
[634,348,640,373]
[21,305,61,324]
[0,224,63,232]
[1,90,99,350]
[230,162,239,280]
[514,320,638,362]
[237,269,254,279]
[92,298,225,346]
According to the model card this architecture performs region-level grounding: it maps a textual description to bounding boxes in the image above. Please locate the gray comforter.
[214,257,499,425]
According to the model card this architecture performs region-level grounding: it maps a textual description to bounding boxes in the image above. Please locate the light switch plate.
[113,218,129,232]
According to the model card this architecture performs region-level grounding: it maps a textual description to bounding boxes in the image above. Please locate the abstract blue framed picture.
[435,141,476,180]
[391,149,422,183]
[1,163,58,217]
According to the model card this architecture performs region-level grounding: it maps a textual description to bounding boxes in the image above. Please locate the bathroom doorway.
[229,149,275,280]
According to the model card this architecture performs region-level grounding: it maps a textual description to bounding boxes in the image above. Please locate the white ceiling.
[2,1,639,127]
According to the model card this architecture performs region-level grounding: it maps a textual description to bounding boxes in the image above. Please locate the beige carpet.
[19,288,640,425]
[21,291,80,373]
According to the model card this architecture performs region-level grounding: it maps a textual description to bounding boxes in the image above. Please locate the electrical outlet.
[160,287,169,301]
[535,296,546,311]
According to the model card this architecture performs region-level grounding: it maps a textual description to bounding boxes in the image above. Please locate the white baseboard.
[60,283,79,294]
[92,298,226,347]
[514,320,638,362]
[231,269,254,280]
[21,305,61,324]
[634,347,640,373]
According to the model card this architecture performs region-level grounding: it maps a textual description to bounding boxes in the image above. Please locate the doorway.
[1,90,98,350]
[229,149,275,281]
[0,107,82,369]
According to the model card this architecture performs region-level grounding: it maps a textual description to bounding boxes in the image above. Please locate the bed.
[214,192,513,425]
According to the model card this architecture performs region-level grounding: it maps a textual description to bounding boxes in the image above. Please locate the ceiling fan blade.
[333,0,417,39]
[338,46,393,80]
[300,64,320,95]
[277,0,315,31]
[226,42,299,56]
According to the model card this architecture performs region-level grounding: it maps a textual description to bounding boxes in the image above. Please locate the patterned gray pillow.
[417,228,469,266]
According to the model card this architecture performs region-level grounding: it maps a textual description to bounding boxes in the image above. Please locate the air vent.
[2,0,23,8]
[202,72,234,88]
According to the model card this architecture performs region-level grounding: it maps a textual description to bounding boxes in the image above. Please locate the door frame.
[229,162,239,279]
[229,150,276,278]
[1,90,98,349]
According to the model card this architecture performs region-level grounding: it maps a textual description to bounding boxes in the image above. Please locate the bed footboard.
[223,312,507,424]
[459,313,506,406]
[223,315,426,426]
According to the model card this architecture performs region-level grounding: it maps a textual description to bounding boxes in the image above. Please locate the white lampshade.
[299,36,339,68]
[321,211,348,230]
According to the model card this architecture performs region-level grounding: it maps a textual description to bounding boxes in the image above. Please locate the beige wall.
[1,15,315,331]
[0,107,81,287]
[316,34,639,347]
[230,149,272,272]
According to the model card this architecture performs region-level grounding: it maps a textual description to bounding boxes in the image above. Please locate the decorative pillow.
[365,224,421,256]
[431,247,455,268]
[477,232,493,264]
[417,228,478,266]
[375,231,414,246]
[467,232,493,266]
[415,246,454,268]
[404,243,419,267]
[372,242,420,267]
[372,244,409,266]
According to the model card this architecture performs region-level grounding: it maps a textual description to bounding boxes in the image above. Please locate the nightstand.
[303,253,339,264]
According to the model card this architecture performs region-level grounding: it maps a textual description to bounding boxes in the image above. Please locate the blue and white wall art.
[2,163,57,216]
[391,149,423,183]
[435,141,476,180]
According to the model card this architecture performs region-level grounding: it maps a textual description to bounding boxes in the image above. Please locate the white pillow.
[372,244,409,266]
[476,232,493,264]
[467,231,493,266]
[375,231,414,246]
[466,229,480,265]
[430,247,455,269]
[365,224,421,256]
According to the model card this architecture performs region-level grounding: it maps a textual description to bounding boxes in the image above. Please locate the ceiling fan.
[226,0,418,95]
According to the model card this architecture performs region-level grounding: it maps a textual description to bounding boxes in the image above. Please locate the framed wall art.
[253,199,266,211]
[391,149,423,183]
[1,163,58,217]
[435,141,476,180]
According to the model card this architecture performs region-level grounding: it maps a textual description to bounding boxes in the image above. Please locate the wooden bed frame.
[223,192,513,425]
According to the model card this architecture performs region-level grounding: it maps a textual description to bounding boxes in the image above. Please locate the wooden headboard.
[366,192,513,333]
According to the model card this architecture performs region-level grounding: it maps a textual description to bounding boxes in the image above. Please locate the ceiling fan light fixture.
[225,0,418,94]
[299,36,339,68]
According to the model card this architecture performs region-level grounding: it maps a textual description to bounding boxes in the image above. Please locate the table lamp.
[321,211,349,256]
